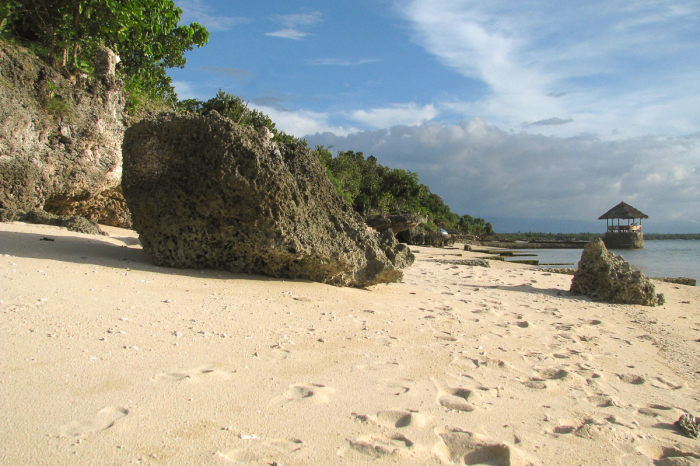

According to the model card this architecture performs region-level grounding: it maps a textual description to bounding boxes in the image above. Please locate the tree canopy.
[1,0,208,103]
[312,146,493,235]
[178,90,307,146]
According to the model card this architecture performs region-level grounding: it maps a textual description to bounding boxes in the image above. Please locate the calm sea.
[524,240,699,284]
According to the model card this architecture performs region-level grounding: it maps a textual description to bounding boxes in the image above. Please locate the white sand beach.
[1,221,700,465]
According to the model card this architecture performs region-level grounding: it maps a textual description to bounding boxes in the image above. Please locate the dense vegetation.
[311,146,493,234]
[644,233,700,240]
[177,90,305,146]
[1,0,208,105]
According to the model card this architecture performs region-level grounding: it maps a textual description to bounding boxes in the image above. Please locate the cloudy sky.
[170,0,700,233]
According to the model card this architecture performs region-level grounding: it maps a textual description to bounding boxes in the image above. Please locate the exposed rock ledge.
[122,112,414,287]
[570,239,664,306]
[0,41,129,227]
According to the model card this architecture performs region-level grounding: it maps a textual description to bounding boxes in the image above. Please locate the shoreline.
[2,221,700,465]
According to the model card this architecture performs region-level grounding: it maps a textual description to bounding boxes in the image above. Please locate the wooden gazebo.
[598,201,648,248]
[598,201,648,232]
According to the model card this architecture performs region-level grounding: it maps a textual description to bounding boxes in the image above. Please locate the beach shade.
[598,202,649,220]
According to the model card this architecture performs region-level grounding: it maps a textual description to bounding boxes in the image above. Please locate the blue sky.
[170,0,700,233]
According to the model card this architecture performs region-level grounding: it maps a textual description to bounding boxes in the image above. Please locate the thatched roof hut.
[598,201,649,220]
[599,202,648,248]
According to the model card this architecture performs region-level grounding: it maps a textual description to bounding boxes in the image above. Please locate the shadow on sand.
[456,282,595,304]
[0,228,306,285]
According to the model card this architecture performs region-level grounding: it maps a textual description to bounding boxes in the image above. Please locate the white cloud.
[305,119,700,226]
[307,58,380,66]
[265,29,310,40]
[272,12,322,29]
[351,103,438,128]
[399,0,700,138]
[254,105,359,138]
[172,81,197,100]
[524,117,573,127]
[266,11,322,40]
[178,0,251,32]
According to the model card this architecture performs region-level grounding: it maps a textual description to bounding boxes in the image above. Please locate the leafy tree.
[177,90,308,146]
[310,145,490,232]
[2,0,208,103]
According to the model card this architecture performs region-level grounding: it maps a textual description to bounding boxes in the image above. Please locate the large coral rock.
[122,112,414,287]
[0,41,126,217]
[21,209,104,235]
[44,186,132,229]
[396,226,455,247]
[366,213,422,233]
[570,239,664,306]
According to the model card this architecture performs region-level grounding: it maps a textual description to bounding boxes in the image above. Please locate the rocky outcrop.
[21,209,104,235]
[43,186,132,229]
[366,213,422,233]
[570,239,664,306]
[396,226,455,247]
[122,112,414,287]
[653,277,697,287]
[602,231,644,249]
[0,41,127,221]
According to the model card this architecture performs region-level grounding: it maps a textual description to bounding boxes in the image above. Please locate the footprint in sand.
[377,379,414,396]
[521,368,569,390]
[617,373,646,385]
[587,395,621,408]
[271,383,335,405]
[152,364,230,382]
[257,346,291,362]
[434,427,538,466]
[347,433,415,458]
[551,425,577,435]
[60,406,129,437]
[357,360,403,371]
[217,437,304,464]
[538,368,570,380]
[635,445,700,465]
[636,404,676,418]
[433,330,458,342]
[353,409,427,429]
[450,356,515,373]
[651,376,685,390]
[571,419,610,440]
[437,387,477,412]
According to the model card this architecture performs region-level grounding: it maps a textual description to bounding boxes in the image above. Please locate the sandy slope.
[1,221,699,466]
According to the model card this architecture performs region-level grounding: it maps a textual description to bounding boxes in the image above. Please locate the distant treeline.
[645,233,700,240]
[492,232,700,241]
[313,147,493,234]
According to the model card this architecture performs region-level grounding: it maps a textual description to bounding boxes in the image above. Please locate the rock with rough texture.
[570,239,664,306]
[366,213,422,233]
[378,229,414,269]
[122,112,413,287]
[0,207,22,222]
[21,209,104,235]
[653,277,697,287]
[428,258,491,268]
[44,186,132,229]
[0,41,126,217]
[396,226,455,247]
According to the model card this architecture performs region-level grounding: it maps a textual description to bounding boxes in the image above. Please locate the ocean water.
[522,240,699,284]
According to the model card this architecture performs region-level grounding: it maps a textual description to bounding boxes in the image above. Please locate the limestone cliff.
[0,40,130,227]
